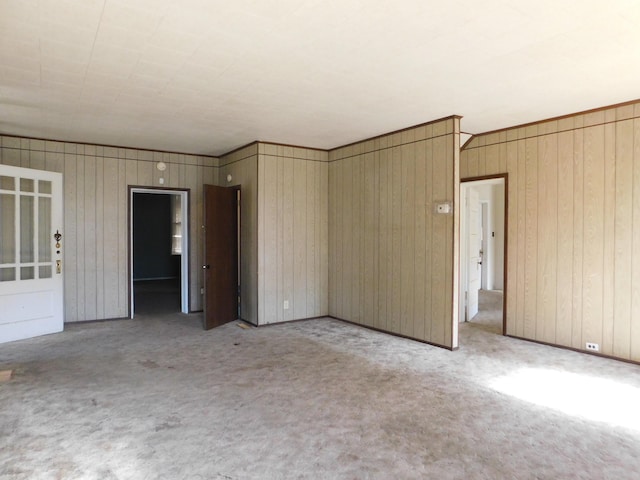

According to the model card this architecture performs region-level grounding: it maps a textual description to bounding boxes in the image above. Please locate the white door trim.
[458,176,507,334]
[129,188,190,316]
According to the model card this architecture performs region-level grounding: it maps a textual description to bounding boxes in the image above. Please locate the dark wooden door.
[203,184,239,330]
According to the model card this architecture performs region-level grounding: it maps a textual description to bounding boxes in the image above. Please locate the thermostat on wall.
[434,201,452,214]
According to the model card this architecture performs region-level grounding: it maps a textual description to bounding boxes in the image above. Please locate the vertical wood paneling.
[327,119,458,347]
[343,158,354,320]
[537,134,558,344]
[632,118,640,361]
[256,145,328,325]
[335,159,344,319]
[376,147,390,331]
[116,156,127,316]
[116,157,127,315]
[363,152,376,328]
[257,155,265,323]
[351,156,362,323]
[477,145,486,176]
[459,100,640,362]
[306,162,316,317]
[486,144,499,174]
[614,120,633,359]
[262,156,277,323]
[555,131,574,346]
[523,137,537,339]
[430,136,447,345]
[328,162,336,316]
[424,137,434,340]
[445,134,457,346]
[505,141,518,335]
[95,156,105,320]
[75,156,86,321]
[0,135,218,322]
[320,160,329,314]
[293,160,306,319]
[413,141,426,340]
[582,125,605,349]
[516,140,526,337]
[63,153,78,322]
[103,157,120,316]
[277,156,285,322]
[390,146,402,334]
[571,128,585,349]
[400,143,415,337]
[602,124,616,355]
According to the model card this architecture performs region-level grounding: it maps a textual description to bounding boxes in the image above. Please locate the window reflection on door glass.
[39,265,52,279]
[20,178,34,192]
[20,266,34,280]
[20,195,34,263]
[38,180,52,194]
[38,197,51,263]
[0,193,16,264]
[0,176,15,190]
[0,267,16,282]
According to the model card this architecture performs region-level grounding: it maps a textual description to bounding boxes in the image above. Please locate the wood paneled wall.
[0,136,218,322]
[219,144,259,325]
[461,101,640,362]
[328,117,460,348]
[257,143,329,324]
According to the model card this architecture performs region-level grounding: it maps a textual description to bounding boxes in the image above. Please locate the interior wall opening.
[130,188,189,318]
[458,176,506,341]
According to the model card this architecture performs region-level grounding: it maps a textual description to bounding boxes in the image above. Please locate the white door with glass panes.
[0,165,63,343]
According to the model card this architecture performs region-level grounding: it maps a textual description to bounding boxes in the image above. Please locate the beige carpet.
[1,295,639,479]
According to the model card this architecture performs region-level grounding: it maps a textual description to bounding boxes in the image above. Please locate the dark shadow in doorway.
[134,279,181,316]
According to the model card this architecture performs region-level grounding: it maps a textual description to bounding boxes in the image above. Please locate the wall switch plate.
[434,201,452,215]
[284,300,289,310]
[586,342,600,352]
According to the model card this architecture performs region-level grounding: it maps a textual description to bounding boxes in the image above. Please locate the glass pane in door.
[20,178,34,192]
[20,195,35,263]
[0,267,15,281]
[38,197,52,263]
[38,180,52,194]
[0,176,15,190]
[39,265,52,278]
[20,266,34,280]
[0,193,15,264]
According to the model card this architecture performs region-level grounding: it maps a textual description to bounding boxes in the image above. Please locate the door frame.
[128,186,190,317]
[459,174,508,335]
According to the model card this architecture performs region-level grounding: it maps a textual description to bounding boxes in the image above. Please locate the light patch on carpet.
[491,367,640,431]
[0,370,12,382]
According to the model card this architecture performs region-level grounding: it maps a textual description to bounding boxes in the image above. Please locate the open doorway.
[129,188,189,317]
[459,175,507,338]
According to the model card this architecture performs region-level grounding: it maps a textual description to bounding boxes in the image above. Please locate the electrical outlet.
[586,342,600,352]
[283,300,289,310]
[200,287,204,295]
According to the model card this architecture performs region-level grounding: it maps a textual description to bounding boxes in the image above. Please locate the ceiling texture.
[1,0,639,156]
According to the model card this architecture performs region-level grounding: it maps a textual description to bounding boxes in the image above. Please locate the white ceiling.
[1,0,639,156]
